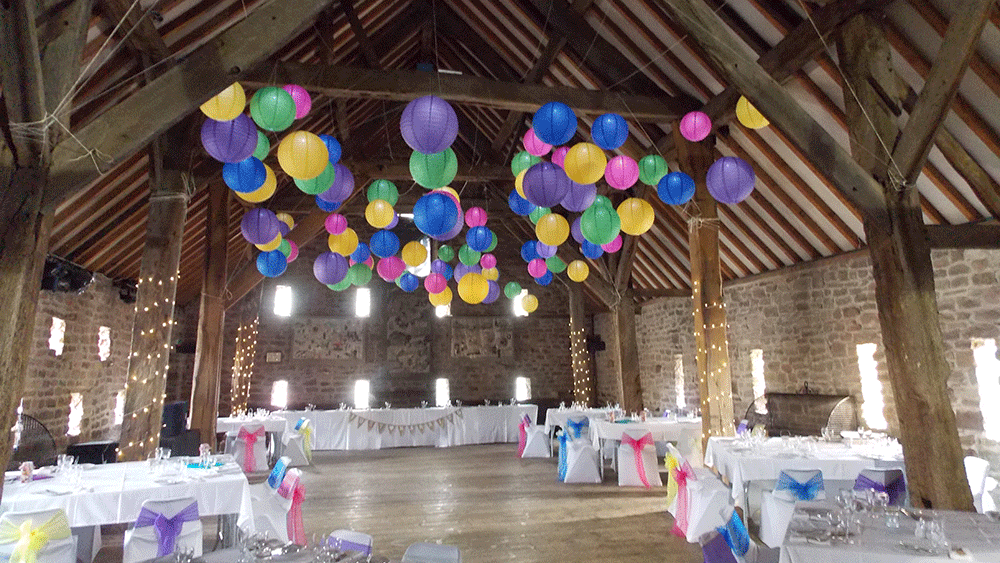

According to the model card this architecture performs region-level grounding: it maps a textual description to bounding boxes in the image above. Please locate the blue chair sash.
[566,417,589,439]
[776,471,824,501]
[716,509,750,557]
[294,418,306,430]
[557,431,568,481]
[268,458,289,489]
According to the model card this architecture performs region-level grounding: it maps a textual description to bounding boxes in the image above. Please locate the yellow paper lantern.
[255,233,282,251]
[481,267,499,281]
[514,169,528,198]
[458,272,489,304]
[436,186,460,203]
[276,212,295,230]
[402,241,428,267]
[563,142,607,185]
[429,286,453,307]
[535,213,570,246]
[617,197,655,236]
[736,96,769,129]
[277,131,328,180]
[521,293,539,313]
[235,164,277,203]
[328,227,358,256]
[200,83,246,121]
[365,199,394,229]
[567,260,589,282]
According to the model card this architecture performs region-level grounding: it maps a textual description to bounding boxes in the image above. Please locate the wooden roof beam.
[925,223,1000,249]
[340,0,380,69]
[99,0,171,63]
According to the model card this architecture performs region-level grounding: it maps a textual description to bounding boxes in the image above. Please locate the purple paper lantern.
[571,216,585,244]
[454,263,480,281]
[561,181,597,212]
[679,111,712,142]
[313,252,348,285]
[400,95,459,154]
[706,156,756,204]
[430,259,453,281]
[317,163,354,203]
[201,114,257,163]
[483,280,500,304]
[240,208,280,245]
[386,212,399,229]
[522,162,571,208]
[535,242,558,259]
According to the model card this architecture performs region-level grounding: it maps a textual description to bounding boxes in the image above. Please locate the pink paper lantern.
[480,253,497,269]
[522,128,552,157]
[605,155,639,190]
[601,234,623,253]
[424,273,448,294]
[527,258,548,278]
[679,111,712,142]
[283,84,312,119]
[465,207,488,228]
[325,213,348,235]
[377,256,406,281]
[287,240,299,262]
[551,146,569,168]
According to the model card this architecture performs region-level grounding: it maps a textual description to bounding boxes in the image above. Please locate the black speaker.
[66,440,118,464]
[161,401,188,438]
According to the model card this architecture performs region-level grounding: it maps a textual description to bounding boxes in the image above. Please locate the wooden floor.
[97,444,705,562]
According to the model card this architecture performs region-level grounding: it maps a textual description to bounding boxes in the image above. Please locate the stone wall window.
[271,380,288,410]
[274,285,292,317]
[973,338,1000,440]
[67,392,83,437]
[750,349,767,414]
[512,289,529,317]
[354,379,370,410]
[98,326,112,361]
[515,376,531,402]
[856,343,887,430]
[49,317,66,356]
[435,304,451,318]
[114,390,125,425]
[674,354,686,410]
[435,378,450,407]
[355,287,371,318]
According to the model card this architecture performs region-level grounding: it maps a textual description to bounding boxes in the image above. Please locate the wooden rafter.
[100,0,171,62]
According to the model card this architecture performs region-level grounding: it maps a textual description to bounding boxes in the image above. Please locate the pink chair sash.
[671,461,695,537]
[277,472,306,545]
[517,415,531,457]
[238,426,265,472]
[621,432,655,488]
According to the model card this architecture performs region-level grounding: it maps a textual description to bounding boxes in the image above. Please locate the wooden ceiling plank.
[340,0,381,69]
[99,0,171,62]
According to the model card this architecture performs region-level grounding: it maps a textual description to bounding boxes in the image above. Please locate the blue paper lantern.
[318,134,342,164]
[397,272,419,292]
[657,171,696,205]
[413,193,458,237]
[315,196,341,212]
[430,259,453,281]
[581,240,604,259]
[256,250,287,278]
[590,113,629,150]
[466,226,493,253]
[520,241,539,263]
[532,101,577,146]
[534,271,554,286]
[351,242,371,264]
[370,229,400,258]
[508,190,536,216]
[313,252,348,285]
[223,157,266,193]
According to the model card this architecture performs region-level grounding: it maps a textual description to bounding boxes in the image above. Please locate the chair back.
[774,469,824,502]
[854,468,906,505]
[565,416,589,439]
[965,456,989,496]
[0,508,74,563]
[268,456,291,489]
[278,469,306,545]
[235,423,268,473]
[295,417,307,431]
[401,541,461,563]
[328,529,373,555]
[123,497,201,563]
[716,507,751,558]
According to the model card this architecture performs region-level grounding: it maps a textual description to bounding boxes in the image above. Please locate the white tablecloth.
[780,501,1000,563]
[216,416,289,434]
[271,405,537,450]
[543,408,612,432]
[705,437,905,508]
[0,461,254,530]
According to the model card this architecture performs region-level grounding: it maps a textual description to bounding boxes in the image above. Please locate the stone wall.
[24,275,133,450]
[635,297,698,413]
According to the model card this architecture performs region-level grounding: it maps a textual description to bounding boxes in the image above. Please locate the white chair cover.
[248,483,293,543]
[72,524,102,563]
[0,509,77,563]
[965,456,998,513]
[616,430,662,487]
[684,476,732,542]
[759,469,824,548]
[228,423,269,473]
[282,419,311,467]
[401,542,462,563]
[328,529,373,555]
[855,468,907,506]
[122,497,203,563]
[563,438,601,483]
[520,424,550,458]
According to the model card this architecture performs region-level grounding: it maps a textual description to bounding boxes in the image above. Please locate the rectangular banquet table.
[543,408,613,433]
[0,461,254,530]
[271,404,537,450]
[591,418,703,480]
[216,416,289,435]
[705,436,905,508]
[780,501,1000,563]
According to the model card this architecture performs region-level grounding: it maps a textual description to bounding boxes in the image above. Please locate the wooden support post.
[675,129,734,446]
[119,127,191,461]
[568,282,594,405]
[188,181,229,451]
[614,288,642,413]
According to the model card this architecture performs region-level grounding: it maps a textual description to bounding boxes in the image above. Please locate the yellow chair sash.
[0,512,71,563]
[665,454,680,507]
[300,425,313,462]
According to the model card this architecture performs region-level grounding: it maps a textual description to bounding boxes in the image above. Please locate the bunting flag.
[345,408,464,436]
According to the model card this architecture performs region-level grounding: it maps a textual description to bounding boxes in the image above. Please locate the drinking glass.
[927,520,948,550]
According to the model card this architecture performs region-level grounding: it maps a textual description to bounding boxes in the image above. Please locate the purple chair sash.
[328,537,371,555]
[855,473,906,505]
[135,501,200,557]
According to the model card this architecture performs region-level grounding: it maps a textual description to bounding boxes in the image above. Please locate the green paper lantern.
[504,281,522,299]
[293,162,336,195]
[410,148,458,189]
[349,263,372,286]
[545,256,566,274]
[638,154,669,186]
[252,130,270,160]
[327,277,352,291]
[510,150,541,176]
[581,199,621,245]
[249,87,296,132]
[529,206,551,224]
[437,245,455,262]
[458,244,481,266]
[485,232,498,252]
[367,179,399,205]
[277,238,292,257]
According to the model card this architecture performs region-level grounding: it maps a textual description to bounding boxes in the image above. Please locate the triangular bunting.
[368,420,376,431]
[378,423,386,433]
